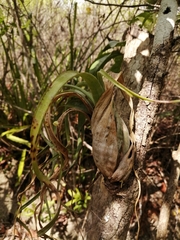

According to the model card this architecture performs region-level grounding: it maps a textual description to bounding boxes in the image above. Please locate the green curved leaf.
[78,72,105,104]
[102,40,125,52]
[89,50,122,76]
[110,55,123,73]
[30,71,78,151]
[30,70,105,235]
[99,69,180,104]
[30,71,104,157]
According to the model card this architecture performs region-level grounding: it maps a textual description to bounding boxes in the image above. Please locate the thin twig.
[85,0,153,8]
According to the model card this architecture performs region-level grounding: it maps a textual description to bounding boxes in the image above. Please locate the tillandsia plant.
[28,68,180,237]
[91,77,135,183]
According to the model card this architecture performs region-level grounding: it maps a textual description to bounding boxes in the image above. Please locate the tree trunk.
[84,176,138,240]
[84,0,178,239]
[135,0,178,163]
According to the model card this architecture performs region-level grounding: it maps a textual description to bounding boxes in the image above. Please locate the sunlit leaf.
[0,125,30,137]
[16,149,27,186]
[99,70,180,103]
[6,134,31,148]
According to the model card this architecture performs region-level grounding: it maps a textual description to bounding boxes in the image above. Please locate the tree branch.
[85,0,152,8]
[153,0,177,50]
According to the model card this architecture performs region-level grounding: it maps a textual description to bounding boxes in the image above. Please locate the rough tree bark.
[135,0,177,164]
[83,0,178,239]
